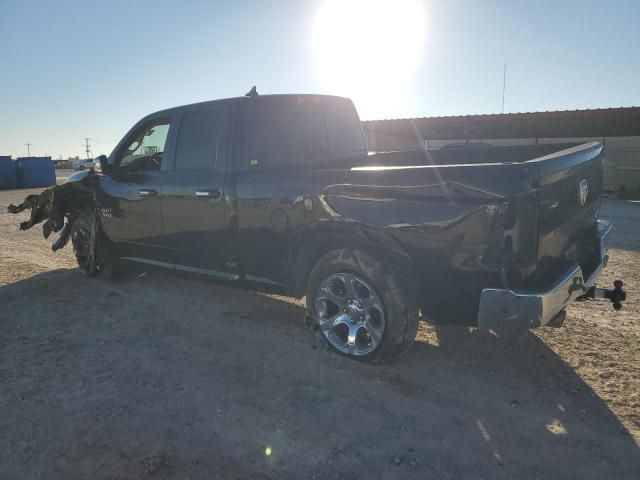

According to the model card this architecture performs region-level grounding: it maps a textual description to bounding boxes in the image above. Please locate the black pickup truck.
[13,93,623,363]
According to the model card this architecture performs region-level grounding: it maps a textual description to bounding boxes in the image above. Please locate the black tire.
[95,232,120,280]
[71,212,119,280]
[71,212,98,277]
[306,248,419,364]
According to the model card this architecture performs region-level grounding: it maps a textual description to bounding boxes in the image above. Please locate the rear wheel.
[306,248,418,364]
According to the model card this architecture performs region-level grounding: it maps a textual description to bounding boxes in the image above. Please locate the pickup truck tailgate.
[532,142,603,267]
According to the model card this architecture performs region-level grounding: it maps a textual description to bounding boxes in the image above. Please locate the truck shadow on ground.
[1,267,638,479]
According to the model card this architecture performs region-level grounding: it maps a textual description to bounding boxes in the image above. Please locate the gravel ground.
[1,183,639,479]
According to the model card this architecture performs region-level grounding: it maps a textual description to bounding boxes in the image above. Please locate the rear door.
[236,96,366,283]
[98,117,174,263]
[160,105,233,276]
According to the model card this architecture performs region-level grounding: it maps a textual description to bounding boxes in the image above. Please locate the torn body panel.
[7,169,99,253]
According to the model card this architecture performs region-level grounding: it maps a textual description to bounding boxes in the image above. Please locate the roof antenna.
[501,63,507,114]
[245,86,258,97]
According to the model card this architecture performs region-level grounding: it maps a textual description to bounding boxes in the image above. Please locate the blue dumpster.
[15,156,56,188]
[0,156,16,189]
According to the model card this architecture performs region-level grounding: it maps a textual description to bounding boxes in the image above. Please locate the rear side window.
[249,97,365,167]
[274,113,329,162]
[175,110,219,171]
[325,107,365,157]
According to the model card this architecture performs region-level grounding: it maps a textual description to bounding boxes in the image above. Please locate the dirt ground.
[1,183,639,479]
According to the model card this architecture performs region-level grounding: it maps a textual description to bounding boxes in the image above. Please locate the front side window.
[116,120,170,173]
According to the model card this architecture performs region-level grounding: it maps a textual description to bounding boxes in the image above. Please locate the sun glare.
[313,0,426,118]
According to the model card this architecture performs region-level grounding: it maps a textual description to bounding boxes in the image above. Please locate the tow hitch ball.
[578,280,627,310]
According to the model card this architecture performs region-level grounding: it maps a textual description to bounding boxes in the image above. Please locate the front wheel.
[306,248,419,364]
[71,213,98,277]
[71,212,119,279]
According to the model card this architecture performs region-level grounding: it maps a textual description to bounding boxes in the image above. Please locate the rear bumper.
[477,220,611,330]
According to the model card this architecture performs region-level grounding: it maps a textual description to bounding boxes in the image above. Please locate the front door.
[98,117,173,264]
[160,106,231,275]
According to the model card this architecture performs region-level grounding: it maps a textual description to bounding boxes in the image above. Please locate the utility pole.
[85,137,91,160]
[25,142,32,156]
[501,63,507,114]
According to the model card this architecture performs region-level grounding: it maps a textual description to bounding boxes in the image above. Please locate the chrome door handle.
[194,190,221,199]
[138,189,157,197]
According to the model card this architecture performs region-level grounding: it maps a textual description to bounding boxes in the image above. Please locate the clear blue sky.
[1,0,639,159]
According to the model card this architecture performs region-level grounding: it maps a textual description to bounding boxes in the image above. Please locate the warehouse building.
[362,107,640,196]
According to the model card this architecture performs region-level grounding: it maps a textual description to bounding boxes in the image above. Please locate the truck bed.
[358,142,585,167]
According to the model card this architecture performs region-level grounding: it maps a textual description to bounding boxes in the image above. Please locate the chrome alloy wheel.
[314,272,386,356]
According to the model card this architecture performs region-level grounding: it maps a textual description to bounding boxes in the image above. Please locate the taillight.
[485,195,538,273]
[499,202,517,229]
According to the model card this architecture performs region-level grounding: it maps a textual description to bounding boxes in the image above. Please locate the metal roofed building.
[362,107,640,196]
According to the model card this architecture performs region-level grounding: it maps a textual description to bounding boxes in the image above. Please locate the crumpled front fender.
[7,170,100,251]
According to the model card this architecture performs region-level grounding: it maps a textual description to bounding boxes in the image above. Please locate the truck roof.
[145,94,353,120]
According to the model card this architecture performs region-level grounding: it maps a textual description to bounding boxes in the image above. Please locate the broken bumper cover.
[477,220,611,330]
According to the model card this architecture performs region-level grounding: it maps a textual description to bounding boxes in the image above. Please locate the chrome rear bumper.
[477,220,611,330]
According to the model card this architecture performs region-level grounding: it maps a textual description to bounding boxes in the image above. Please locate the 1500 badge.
[100,207,112,218]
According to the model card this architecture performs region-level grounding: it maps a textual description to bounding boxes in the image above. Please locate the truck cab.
[96,94,366,282]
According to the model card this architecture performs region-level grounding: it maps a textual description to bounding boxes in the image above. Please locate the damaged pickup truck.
[9,92,626,363]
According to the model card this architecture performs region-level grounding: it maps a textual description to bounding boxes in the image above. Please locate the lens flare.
[313,0,426,118]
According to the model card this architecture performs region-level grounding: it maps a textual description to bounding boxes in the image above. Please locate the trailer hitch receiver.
[579,280,627,310]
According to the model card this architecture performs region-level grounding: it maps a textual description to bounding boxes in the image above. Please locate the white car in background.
[73,159,95,170]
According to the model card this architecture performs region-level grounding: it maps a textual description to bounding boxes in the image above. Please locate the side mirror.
[94,155,109,174]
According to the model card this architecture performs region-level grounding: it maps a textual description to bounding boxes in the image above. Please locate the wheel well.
[287,227,418,299]
[73,207,116,256]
